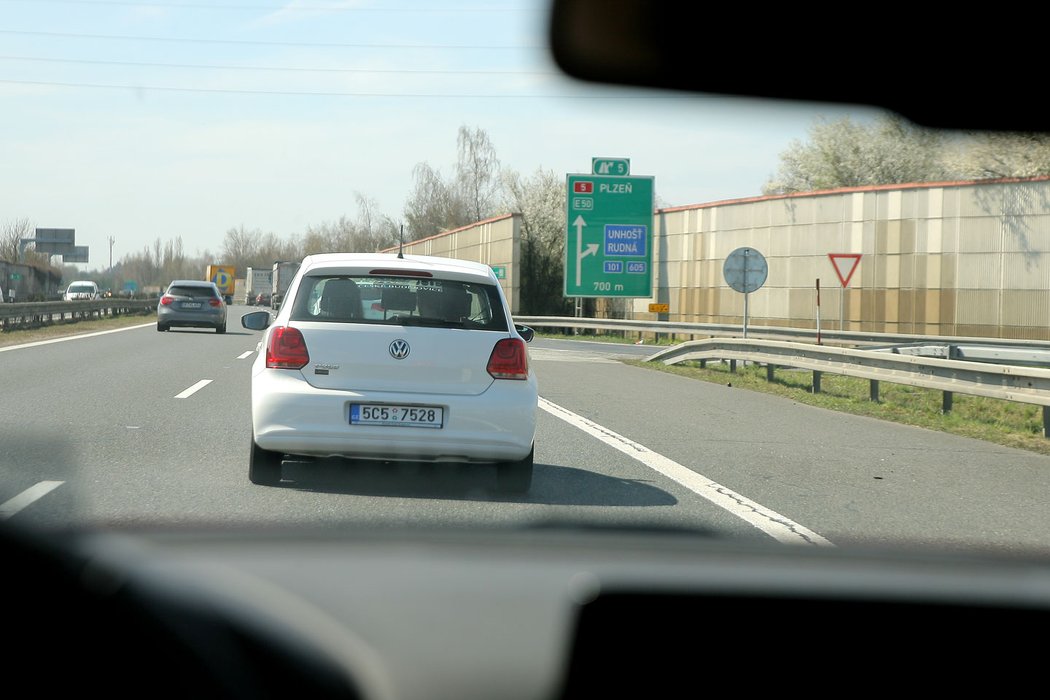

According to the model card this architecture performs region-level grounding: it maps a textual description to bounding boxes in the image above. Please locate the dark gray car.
[157,280,228,333]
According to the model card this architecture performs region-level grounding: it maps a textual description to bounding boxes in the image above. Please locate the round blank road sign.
[723,247,768,293]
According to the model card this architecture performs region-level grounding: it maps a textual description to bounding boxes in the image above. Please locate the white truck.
[245,267,273,305]
[271,260,301,310]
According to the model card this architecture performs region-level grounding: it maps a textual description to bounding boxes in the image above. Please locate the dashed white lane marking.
[175,379,213,399]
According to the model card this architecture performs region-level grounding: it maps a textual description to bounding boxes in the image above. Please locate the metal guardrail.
[646,338,1050,406]
[513,316,1050,351]
[516,315,1050,434]
[0,299,156,330]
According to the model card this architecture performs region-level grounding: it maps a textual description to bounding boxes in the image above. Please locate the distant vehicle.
[204,264,236,304]
[240,252,537,492]
[62,281,101,301]
[245,267,273,305]
[157,280,228,333]
[270,260,300,310]
[254,291,271,307]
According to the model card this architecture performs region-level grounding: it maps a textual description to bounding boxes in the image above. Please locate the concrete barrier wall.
[384,214,522,313]
[645,177,1050,340]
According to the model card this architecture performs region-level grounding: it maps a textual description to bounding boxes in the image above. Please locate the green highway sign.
[491,265,506,280]
[592,157,630,176]
[565,172,654,298]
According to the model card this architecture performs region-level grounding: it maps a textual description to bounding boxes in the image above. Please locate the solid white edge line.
[0,480,64,520]
[0,322,155,352]
[175,379,213,399]
[538,397,833,547]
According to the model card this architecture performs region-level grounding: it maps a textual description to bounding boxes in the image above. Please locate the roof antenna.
[398,224,404,259]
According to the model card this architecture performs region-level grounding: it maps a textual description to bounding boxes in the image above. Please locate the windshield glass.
[4,0,1050,564]
[290,275,506,330]
[167,284,218,299]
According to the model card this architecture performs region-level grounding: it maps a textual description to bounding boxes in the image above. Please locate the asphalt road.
[3,307,1050,555]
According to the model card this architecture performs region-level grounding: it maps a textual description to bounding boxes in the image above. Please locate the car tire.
[157,323,168,332]
[216,321,227,334]
[249,437,283,486]
[495,444,533,495]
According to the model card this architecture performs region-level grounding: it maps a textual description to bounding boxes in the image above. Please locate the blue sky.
[1,0,877,267]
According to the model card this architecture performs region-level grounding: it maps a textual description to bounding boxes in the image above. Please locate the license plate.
[182,302,202,309]
[350,404,443,428]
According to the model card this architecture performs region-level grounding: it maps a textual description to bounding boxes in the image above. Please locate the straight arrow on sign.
[828,253,862,287]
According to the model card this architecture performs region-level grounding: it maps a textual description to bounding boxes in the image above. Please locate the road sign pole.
[744,291,750,339]
[742,249,749,338]
[840,289,845,331]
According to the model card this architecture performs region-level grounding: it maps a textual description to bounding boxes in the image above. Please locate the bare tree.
[354,192,400,251]
[403,162,466,240]
[1,217,35,262]
[456,125,501,223]
[403,125,503,240]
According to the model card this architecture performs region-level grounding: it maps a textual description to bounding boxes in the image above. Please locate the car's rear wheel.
[495,444,533,495]
[156,322,168,332]
[249,437,283,486]
[216,320,227,334]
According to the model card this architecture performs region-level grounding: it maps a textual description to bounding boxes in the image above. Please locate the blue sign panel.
[604,261,623,273]
[627,262,647,274]
[604,224,647,257]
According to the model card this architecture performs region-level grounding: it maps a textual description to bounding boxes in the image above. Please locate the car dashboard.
[6,521,1050,699]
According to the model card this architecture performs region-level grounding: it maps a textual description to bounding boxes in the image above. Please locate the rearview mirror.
[546,0,1045,131]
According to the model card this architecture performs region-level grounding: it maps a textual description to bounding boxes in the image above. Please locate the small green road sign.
[592,157,630,176]
[491,265,506,280]
[9,273,21,280]
[565,172,654,298]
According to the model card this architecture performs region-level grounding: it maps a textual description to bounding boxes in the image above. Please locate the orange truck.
[205,264,237,304]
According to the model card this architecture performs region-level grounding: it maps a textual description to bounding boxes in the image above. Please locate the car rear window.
[289,274,508,331]
[68,284,95,293]
[168,285,218,299]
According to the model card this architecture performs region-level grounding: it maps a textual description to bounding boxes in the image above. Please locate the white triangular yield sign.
[828,253,862,287]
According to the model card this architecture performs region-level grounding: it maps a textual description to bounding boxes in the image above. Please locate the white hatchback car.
[241,253,538,494]
[63,280,101,301]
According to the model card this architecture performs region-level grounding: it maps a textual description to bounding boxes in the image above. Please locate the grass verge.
[0,313,156,348]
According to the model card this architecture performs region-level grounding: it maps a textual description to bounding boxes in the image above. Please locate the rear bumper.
[252,369,537,463]
[158,307,226,326]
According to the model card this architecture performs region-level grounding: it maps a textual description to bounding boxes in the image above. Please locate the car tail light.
[487,338,528,380]
[209,298,222,307]
[159,295,174,305]
[266,326,310,369]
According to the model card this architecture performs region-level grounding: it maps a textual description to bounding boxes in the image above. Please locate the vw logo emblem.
[389,339,411,359]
